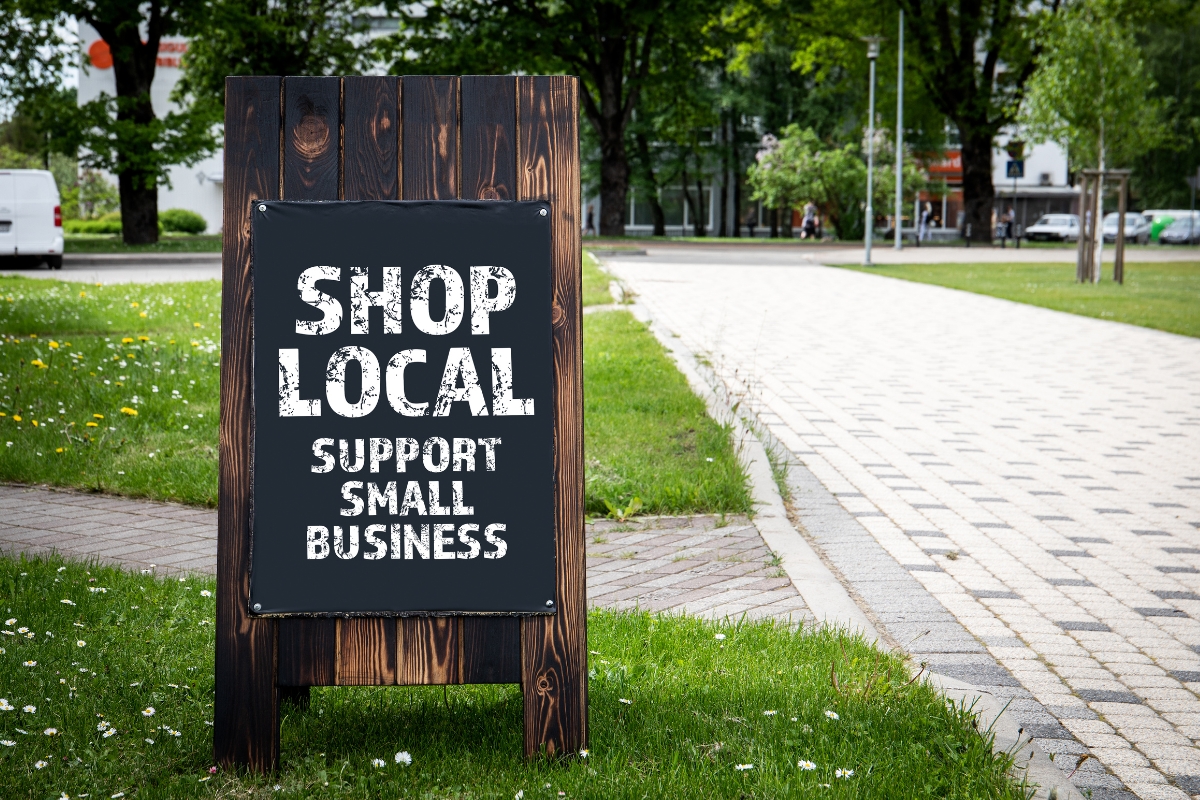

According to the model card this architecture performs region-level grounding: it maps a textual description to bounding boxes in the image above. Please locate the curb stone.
[597,272,1089,799]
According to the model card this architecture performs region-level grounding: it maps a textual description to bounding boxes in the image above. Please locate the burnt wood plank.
[283,76,341,200]
[402,76,458,201]
[517,76,587,758]
[397,75,462,686]
[344,76,399,202]
[460,76,516,201]
[215,75,282,772]
[337,618,398,685]
[397,618,460,685]
[334,75,402,687]
[459,75,523,685]
[276,75,342,687]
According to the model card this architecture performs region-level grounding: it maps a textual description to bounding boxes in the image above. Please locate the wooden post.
[215,76,281,772]
[1113,170,1130,285]
[216,74,584,770]
[1075,172,1090,283]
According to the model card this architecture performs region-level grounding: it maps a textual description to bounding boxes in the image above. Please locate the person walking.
[745,207,758,238]
[585,204,597,237]
[919,202,932,242]
[801,201,818,240]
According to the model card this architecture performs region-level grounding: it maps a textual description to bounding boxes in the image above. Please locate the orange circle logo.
[88,39,112,70]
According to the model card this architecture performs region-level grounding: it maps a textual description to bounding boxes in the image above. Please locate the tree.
[177,0,373,109]
[3,0,217,243]
[1021,1,1166,176]
[744,0,1055,242]
[387,0,720,236]
[747,123,923,239]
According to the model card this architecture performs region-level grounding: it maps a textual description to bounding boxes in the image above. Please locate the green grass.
[581,251,615,307]
[64,235,222,254]
[0,553,1026,799]
[841,260,1200,338]
[584,311,750,516]
[0,276,747,516]
[0,278,221,505]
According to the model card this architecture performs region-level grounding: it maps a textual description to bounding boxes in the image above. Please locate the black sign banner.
[250,201,555,614]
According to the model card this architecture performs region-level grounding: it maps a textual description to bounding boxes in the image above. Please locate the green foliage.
[159,209,207,234]
[747,124,924,240]
[838,261,1200,338]
[0,144,41,170]
[1020,0,1168,170]
[177,0,373,108]
[0,553,1027,799]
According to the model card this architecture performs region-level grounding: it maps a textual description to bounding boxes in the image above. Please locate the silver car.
[1159,216,1200,245]
[1102,212,1151,244]
[1024,213,1079,242]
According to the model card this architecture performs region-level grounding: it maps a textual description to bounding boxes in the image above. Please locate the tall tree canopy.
[386,0,721,236]
[3,0,217,243]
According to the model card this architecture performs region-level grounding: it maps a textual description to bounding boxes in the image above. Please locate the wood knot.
[479,186,502,201]
[293,114,329,160]
[536,673,553,696]
[551,304,566,327]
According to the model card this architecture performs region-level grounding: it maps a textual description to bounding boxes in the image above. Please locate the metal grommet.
[539,208,548,217]
[257,204,267,212]
[545,599,554,607]
[252,603,262,612]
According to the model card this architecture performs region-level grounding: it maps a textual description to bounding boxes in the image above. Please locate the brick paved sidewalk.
[0,485,812,623]
[607,250,1200,800]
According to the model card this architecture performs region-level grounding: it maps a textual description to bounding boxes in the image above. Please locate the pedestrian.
[919,202,933,242]
[585,204,596,237]
[1001,204,1015,248]
[802,201,818,240]
[745,207,757,238]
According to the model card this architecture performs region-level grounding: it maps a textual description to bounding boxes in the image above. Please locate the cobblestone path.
[606,248,1200,800]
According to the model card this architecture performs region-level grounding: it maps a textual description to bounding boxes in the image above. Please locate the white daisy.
[618,698,632,705]
[35,759,48,769]
[714,633,726,640]
[23,705,36,713]
[0,740,14,746]
[0,699,14,711]
[45,728,58,735]
[395,750,412,765]
[735,764,754,771]
[835,768,854,778]
[798,760,816,770]
[371,758,386,768]
[77,640,86,648]
[763,710,777,716]
[200,590,212,597]
[824,710,839,720]
[141,707,155,717]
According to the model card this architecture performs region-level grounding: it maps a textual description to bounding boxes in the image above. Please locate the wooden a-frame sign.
[216,75,585,770]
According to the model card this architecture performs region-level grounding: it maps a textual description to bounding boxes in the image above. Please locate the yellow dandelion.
[31,420,38,427]
[169,339,176,344]
[120,407,138,416]
[79,291,87,298]
[93,414,104,419]
[29,333,37,338]
[130,302,139,308]
[139,312,147,318]
[138,336,149,342]
[85,422,98,428]
[55,448,63,453]
[12,415,21,422]
[48,341,59,349]
[190,341,199,347]
[30,359,46,368]
[121,337,134,345]
[193,322,202,328]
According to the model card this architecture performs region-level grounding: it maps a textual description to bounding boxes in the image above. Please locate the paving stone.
[610,251,1200,799]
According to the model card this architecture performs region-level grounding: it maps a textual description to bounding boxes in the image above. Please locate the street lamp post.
[863,36,882,267]
[894,11,904,251]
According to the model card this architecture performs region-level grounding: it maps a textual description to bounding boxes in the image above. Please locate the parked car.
[1102,212,1151,244]
[1141,209,1196,242]
[1024,214,1079,242]
[0,169,64,268]
[1158,215,1200,245]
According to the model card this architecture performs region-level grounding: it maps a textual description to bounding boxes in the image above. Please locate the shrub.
[160,208,207,234]
[62,212,164,235]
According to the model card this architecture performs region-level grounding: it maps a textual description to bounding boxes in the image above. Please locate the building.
[77,22,224,233]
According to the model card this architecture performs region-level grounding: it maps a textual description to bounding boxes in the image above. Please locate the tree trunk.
[693,168,706,237]
[959,127,995,244]
[718,115,730,237]
[732,155,742,238]
[634,133,666,236]
[598,131,629,237]
[780,207,792,238]
[769,207,778,238]
[99,13,163,245]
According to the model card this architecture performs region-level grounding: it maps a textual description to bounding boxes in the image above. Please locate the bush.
[160,208,207,234]
[63,212,164,235]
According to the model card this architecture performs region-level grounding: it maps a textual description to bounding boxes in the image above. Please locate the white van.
[0,169,64,269]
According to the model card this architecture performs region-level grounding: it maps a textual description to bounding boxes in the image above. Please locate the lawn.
[0,553,1026,799]
[0,265,748,516]
[842,260,1200,338]
[64,235,222,254]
